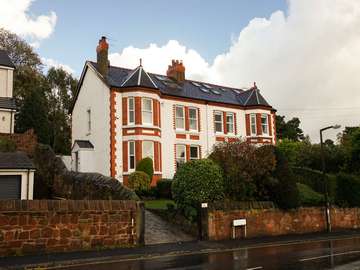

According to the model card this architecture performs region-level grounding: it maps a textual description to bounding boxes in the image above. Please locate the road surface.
[55,236,360,269]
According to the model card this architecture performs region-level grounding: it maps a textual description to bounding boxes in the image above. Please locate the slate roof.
[0,152,35,169]
[74,140,94,149]
[90,62,272,108]
[0,97,16,110]
[0,50,15,68]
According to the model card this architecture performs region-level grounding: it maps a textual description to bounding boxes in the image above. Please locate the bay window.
[226,112,234,134]
[142,98,153,125]
[175,106,185,130]
[250,114,257,135]
[176,144,186,169]
[189,107,198,131]
[128,97,135,125]
[214,111,223,133]
[261,114,268,135]
[128,141,135,171]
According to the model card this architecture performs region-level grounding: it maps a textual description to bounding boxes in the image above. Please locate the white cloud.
[109,0,360,142]
[0,0,57,43]
[41,57,74,74]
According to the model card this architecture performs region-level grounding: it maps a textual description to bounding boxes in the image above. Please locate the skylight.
[199,87,210,93]
[155,75,168,81]
[210,89,221,95]
[192,81,202,87]
[232,89,241,94]
[202,83,213,89]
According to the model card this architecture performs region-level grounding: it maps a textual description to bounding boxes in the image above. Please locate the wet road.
[58,237,360,270]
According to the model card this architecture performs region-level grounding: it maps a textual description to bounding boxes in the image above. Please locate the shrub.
[297,183,324,206]
[269,148,300,209]
[210,141,276,201]
[172,159,224,221]
[156,179,172,199]
[0,137,16,152]
[336,173,360,207]
[128,171,151,193]
[136,157,154,180]
[292,167,337,202]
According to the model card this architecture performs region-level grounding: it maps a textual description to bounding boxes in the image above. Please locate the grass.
[144,199,175,210]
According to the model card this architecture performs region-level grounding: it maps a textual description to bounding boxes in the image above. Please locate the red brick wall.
[0,129,37,157]
[0,200,143,256]
[207,207,360,241]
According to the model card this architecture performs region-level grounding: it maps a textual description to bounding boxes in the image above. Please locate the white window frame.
[189,145,200,160]
[128,141,136,171]
[214,111,223,133]
[189,107,198,131]
[142,98,153,125]
[175,105,185,130]
[261,114,269,135]
[142,141,154,165]
[175,144,186,169]
[226,112,234,134]
[128,97,135,125]
[87,108,91,134]
[250,113,257,135]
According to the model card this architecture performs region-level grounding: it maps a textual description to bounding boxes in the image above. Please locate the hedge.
[336,173,360,207]
[297,183,324,206]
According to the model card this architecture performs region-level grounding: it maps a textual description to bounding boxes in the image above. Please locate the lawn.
[144,199,175,210]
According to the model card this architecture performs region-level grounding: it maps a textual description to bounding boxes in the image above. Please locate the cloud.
[41,57,74,74]
[0,0,57,43]
[109,0,360,142]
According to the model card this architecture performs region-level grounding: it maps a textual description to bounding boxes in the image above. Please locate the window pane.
[176,145,186,169]
[215,113,222,122]
[129,98,134,110]
[176,106,184,118]
[189,108,197,119]
[130,156,135,169]
[142,141,154,161]
[129,142,135,170]
[215,122,223,132]
[190,146,199,159]
[129,111,134,123]
[143,111,152,124]
[129,142,134,155]
[226,113,234,133]
[261,115,268,134]
[143,99,152,111]
[190,119,197,130]
[250,114,256,134]
[176,118,184,129]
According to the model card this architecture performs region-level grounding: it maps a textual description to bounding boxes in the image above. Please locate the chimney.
[166,59,185,82]
[96,36,109,78]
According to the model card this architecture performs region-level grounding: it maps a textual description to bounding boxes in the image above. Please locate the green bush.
[136,157,154,180]
[128,171,151,193]
[292,167,337,202]
[336,173,360,207]
[0,137,16,152]
[156,179,172,199]
[172,159,224,221]
[269,148,300,209]
[297,183,324,206]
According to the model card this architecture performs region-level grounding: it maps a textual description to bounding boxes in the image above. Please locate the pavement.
[2,230,360,269]
[145,210,194,244]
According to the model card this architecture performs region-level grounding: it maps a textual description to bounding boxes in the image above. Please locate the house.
[70,36,276,186]
[0,50,16,134]
[0,50,35,199]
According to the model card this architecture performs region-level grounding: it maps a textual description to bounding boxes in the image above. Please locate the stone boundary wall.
[0,200,144,256]
[205,206,360,241]
[0,129,37,157]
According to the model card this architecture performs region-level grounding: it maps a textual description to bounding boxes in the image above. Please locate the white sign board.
[233,219,246,227]
[201,203,208,208]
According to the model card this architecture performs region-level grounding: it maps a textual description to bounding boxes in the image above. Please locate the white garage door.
[0,175,21,199]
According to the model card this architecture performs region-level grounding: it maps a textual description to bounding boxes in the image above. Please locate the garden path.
[145,210,195,245]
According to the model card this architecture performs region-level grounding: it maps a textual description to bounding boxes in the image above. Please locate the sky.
[1,0,360,142]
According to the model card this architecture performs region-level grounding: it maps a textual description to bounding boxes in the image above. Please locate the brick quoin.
[234,113,237,135]
[223,111,227,134]
[197,108,201,132]
[271,111,277,144]
[110,90,117,178]
[268,114,272,136]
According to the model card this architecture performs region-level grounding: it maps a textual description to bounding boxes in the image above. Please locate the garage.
[0,175,21,199]
[0,152,35,200]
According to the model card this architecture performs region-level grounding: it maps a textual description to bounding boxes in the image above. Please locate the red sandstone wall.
[0,200,143,256]
[207,207,360,241]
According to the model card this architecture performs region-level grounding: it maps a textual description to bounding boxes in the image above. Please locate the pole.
[320,128,331,232]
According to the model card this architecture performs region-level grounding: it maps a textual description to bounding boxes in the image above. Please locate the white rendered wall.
[71,65,110,176]
[0,169,35,200]
[0,109,14,133]
[0,66,14,98]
